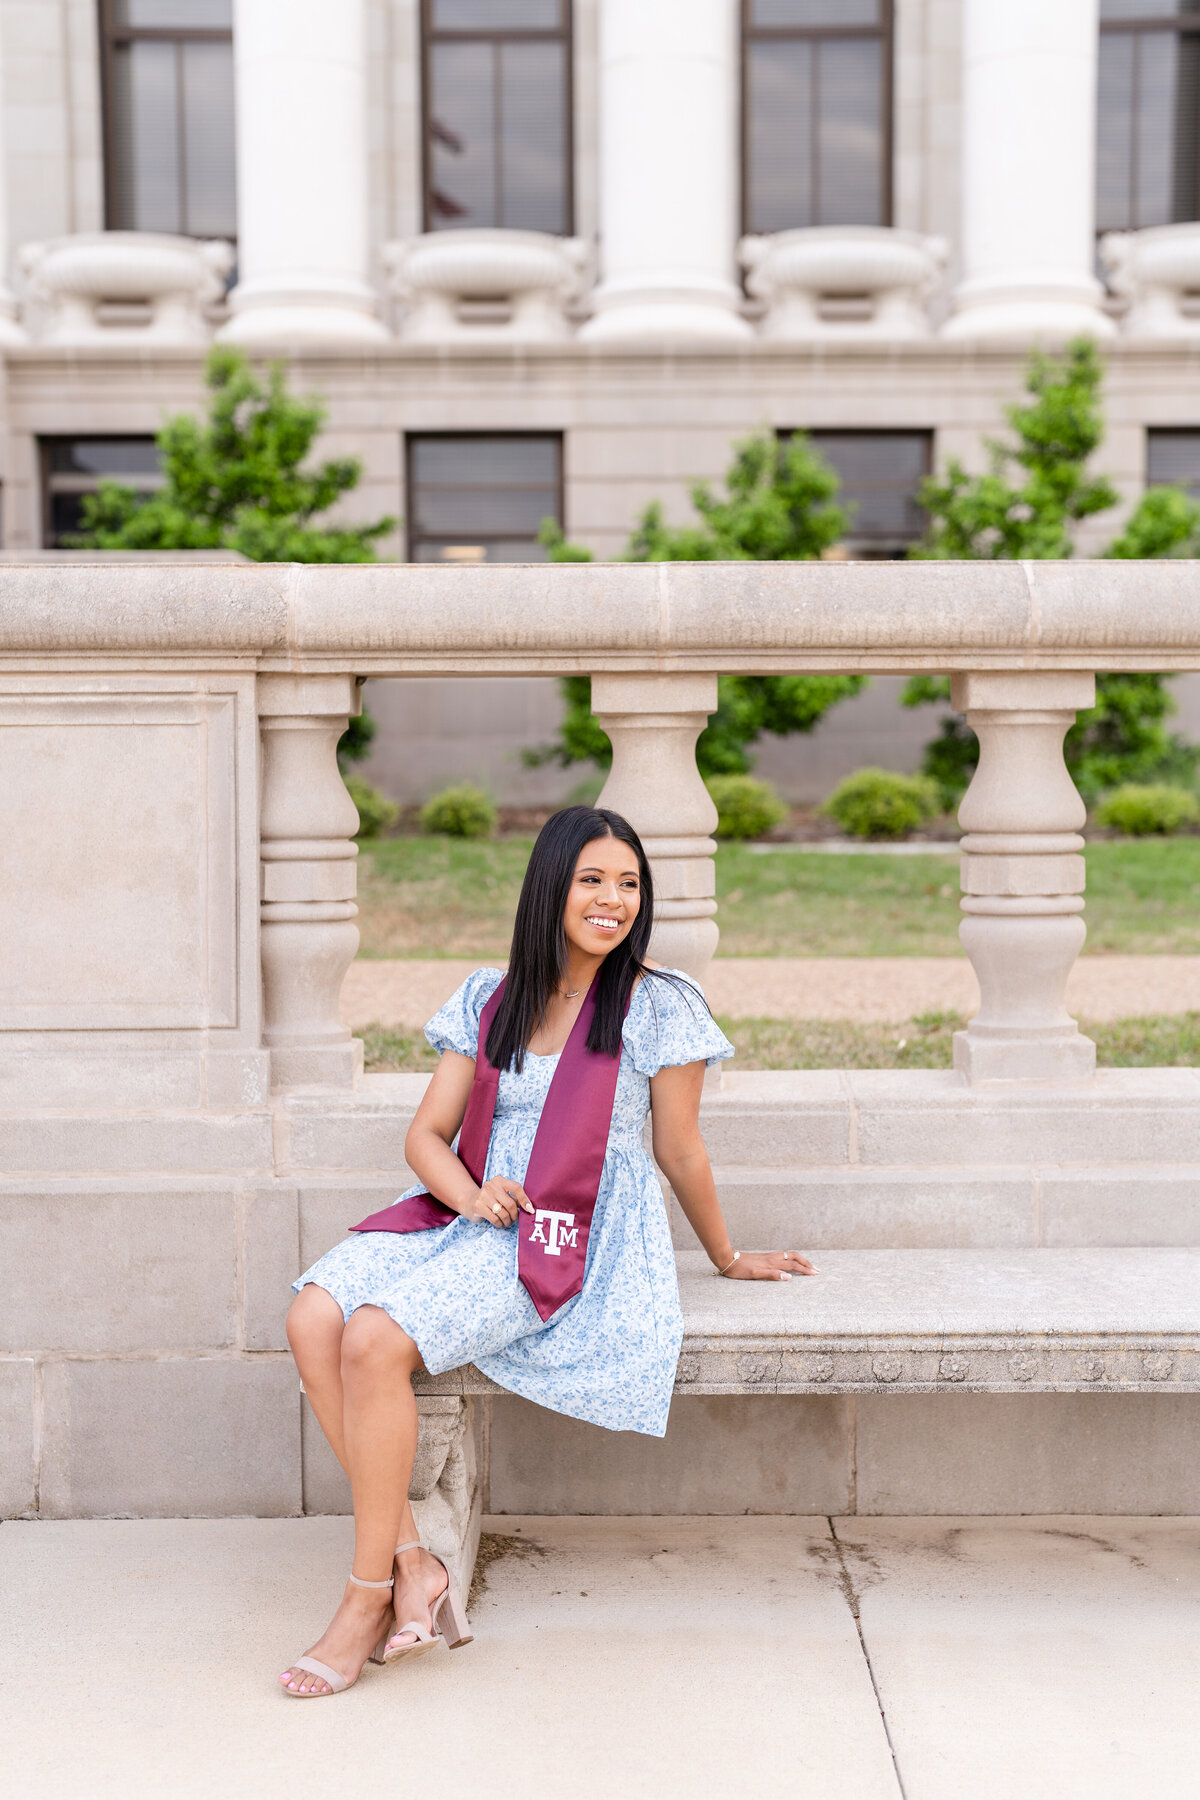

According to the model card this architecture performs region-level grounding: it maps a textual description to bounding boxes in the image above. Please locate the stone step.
[414,1248,1200,1400]
[682,1165,1200,1250]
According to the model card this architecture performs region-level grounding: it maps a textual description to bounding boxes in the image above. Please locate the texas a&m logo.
[528,1209,579,1255]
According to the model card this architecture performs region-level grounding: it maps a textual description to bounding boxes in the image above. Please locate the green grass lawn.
[356,835,1200,959]
[362,1010,1200,1074]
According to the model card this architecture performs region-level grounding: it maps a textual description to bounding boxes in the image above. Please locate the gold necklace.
[560,987,580,998]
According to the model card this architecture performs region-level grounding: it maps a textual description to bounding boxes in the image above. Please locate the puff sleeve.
[423,966,505,1057]
[622,970,734,1077]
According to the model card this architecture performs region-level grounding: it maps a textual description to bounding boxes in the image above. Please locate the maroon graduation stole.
[350,972,627,1323]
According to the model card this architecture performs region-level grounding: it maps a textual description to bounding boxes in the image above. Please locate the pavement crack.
[828,1517,909,1800]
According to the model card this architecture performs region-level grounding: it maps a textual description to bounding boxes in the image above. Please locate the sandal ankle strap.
[349,1572,394,1589]
[394,1539,423,1555]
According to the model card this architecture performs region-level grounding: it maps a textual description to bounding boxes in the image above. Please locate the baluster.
[258,674,363,1089]
[952,671,1096,1082]
[592,673,719,980]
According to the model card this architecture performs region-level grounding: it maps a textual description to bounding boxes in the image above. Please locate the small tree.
[68,345,395,563]
[534,431,865,778]
[904,340,1200,803]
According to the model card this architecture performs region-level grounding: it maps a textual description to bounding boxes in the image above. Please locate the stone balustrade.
[4,556,1199,1091]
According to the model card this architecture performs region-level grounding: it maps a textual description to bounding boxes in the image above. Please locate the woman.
[280,805,816,1697]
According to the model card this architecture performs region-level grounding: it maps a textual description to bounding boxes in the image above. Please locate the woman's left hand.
[722,1250,817,1281]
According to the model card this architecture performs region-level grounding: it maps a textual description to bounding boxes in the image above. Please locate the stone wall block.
[0,1361,35,1516]
[856,1392,1200,1514]
[698,1076,852,1164]
[0,1114,274,1177]
[593,673,719,980]
[681,1168,1038,1249]
[0,1190,236,1353]
[488,1394,854,1514]
[40,1359,301,1518]
[242,1185,300,1352]
[1041,1170,1200,1247]
[297,1183,413,1269]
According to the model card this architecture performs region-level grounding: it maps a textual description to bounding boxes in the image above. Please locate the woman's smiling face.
[562,835,641,960]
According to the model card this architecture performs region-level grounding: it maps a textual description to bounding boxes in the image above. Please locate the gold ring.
[491,1202,502,1217]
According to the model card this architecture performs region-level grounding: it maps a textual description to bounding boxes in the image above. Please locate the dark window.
[406,434,562,562]
[1147,426,1200,495]
[800,429,930,556]
[40,436,162,547]
[421,0,572,234]
[99,0,237,238]
[743,0,892,234]
[1098,2,1200,232]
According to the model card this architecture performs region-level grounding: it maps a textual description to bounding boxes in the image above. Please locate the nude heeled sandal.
[283,1572,394,1697]
[380,1538,474,1665]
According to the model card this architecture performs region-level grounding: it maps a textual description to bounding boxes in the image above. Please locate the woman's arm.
[650,1062,816,1281]
[404,1052,533,1228]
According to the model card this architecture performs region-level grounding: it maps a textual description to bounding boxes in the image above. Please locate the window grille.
[406,434,563,563]
[99,0,236,239]
[1147,426,1200,495]
[40,437,163,547]
[743,0,892,235]
[421,0,572,235]
[1098,3,1200,233]
[791,429,930,557]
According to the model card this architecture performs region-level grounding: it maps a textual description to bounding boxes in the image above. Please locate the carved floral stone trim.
[415,1336,1200,1398]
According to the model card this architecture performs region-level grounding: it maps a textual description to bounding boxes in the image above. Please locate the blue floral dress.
[294,968,733,1436]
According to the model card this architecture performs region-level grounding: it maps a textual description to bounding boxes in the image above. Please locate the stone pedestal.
[739,228,947,340]
[952,672,1096,1083]
[19,234,232,345]
[222,0,387,343]
[258,675,363,1090]
[942,0,1114,342]
[592,673,719,980]
[386,230,589,343]
[580,0,750,343]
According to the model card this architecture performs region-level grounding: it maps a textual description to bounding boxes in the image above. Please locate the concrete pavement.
[2,1514,1197,1800]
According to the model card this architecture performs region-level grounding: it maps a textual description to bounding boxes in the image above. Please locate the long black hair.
[486,805,669,1072]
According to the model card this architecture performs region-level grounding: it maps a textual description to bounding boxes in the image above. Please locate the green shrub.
[1095,783,1200,836]
[345,775,399,840]
[706,773,788,840]
[419,782,497,839]
[822,768,942,841]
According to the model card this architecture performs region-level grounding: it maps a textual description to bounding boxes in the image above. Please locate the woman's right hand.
[469,1176,534,1228]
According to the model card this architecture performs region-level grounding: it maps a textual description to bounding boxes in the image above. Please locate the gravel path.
[342,955,1200,1029]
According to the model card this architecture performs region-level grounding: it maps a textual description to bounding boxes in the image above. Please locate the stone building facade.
[4,0,1200,798]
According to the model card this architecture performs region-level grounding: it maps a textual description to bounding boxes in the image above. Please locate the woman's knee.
[287,1283,344,1356]
[340,1305,417,1380]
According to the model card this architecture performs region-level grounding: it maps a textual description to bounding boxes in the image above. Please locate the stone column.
[592,674,719,979]
[579,0,750,343]
[258,675,363,1089]
[222,0,387,343]
[942,0,1114,342]
[952,672,1096,1083]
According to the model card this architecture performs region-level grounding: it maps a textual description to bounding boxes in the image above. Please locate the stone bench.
[410,1245,1200,1591]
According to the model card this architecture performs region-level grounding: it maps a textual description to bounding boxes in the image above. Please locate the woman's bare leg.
[287,1284,349,1471]
[280,1304,435,1694]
